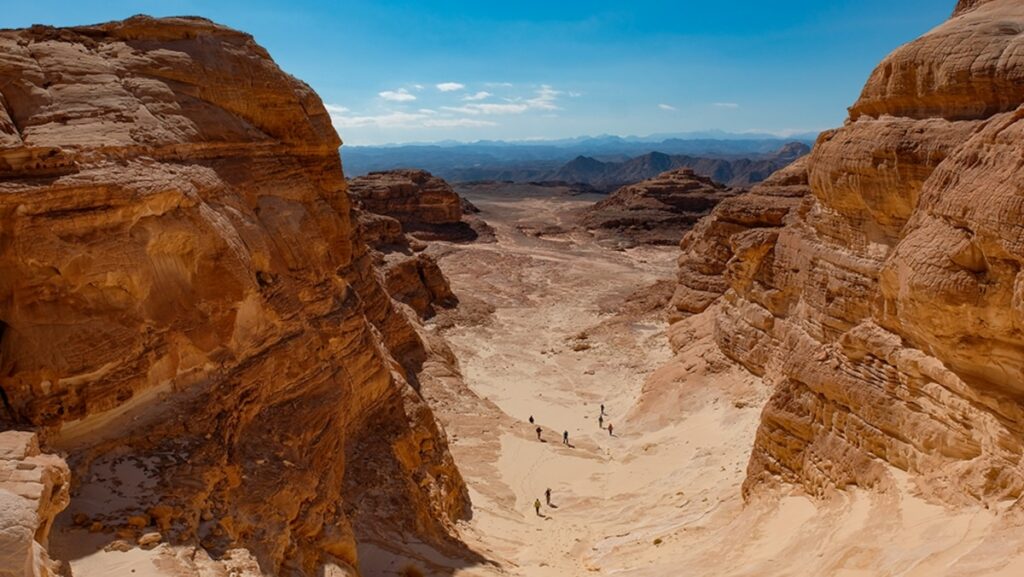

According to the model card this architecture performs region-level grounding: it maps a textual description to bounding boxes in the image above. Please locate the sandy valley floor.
[48,185,1024,577]
[365,184,1024,577]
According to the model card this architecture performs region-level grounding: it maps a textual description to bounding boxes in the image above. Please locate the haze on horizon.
[4,0,952,146]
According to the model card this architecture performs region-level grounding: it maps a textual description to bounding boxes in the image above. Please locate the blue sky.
[4,1,954,145]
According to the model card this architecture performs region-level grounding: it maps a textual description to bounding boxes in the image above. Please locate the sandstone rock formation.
[0,432,70,577]
[0,16,467,575]
[583,168,737,246]
[671,158,809,316]
[355,209,459,320]
[349,169,492,242]
[672,0,1024,506]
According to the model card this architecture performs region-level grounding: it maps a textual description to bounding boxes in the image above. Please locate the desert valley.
[4,1,1024,576]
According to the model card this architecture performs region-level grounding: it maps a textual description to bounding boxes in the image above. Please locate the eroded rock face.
[583,169,737,247]
[673,0,1024,505]
[349,170,484,242]
[0,432,70,577]
[0,16,466,575]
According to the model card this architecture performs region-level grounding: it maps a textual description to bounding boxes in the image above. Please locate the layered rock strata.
[670,159,810,317]
[353,203,459,320]
[0,16,466,576]
[673,0,1024,505]
[0,432,70,577]
[348,169,490,242]
[583,169,738,246]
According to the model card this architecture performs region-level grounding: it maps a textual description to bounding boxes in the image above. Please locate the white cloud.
[713,102,740,109]
[442,103,530,115]
[463,91,492,101]
[424,118,496,128]
[379,88,417,102]
[658,103,677,111]
[437,82,465,92]
[484,82,514,88]
[445,85,563,116]
[326,104,495,129]
[527,85,561,110]
[412,84,425,91]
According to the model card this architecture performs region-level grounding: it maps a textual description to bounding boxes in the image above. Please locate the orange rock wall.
[0,16,465,575]
[673,0,1024,504]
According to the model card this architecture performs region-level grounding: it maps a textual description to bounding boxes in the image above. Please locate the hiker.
[563,430,569,445]
[608,423,614,436]
[536,426,542,440]
[599,414,604,429]
[534,498,542,516]
[600,403,605,416]
[545,488,552,505]
[529,415,535,424]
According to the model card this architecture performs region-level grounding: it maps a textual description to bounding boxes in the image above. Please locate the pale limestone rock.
[0,432,70,577]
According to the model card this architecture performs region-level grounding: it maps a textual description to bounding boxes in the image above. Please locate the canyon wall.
[673,0,1024,505]
[0,16,466,575]
[349,169,490,242]
[583,168,737,247]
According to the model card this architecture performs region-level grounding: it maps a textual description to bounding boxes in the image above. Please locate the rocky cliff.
[0,433,70,577]
[583,168,737,246]
[0,16,467,576]
[673,0,1024,505]
[348,169,491,242]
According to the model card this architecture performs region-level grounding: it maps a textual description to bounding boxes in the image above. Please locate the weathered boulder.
[0,432,70,577]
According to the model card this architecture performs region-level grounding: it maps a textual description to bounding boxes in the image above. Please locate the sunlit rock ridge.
[673,0,1024,504]
[0,15,467,576]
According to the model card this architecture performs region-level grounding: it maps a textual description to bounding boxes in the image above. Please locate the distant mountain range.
[342,134,814,190]
[548,143,809,190]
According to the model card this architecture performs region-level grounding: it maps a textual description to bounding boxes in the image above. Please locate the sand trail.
[409,184,1024,577]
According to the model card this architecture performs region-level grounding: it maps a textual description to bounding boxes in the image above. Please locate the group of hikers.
[529,403,614,517]
[529,403,613,445]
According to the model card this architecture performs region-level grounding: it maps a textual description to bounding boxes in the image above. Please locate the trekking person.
[545,488,552,505]
[600,403,605,416]
[534,498,542,516]
[599,414,604,429]
[608,422,614,436]
[529,415,535,424]
[563,430,569,445]
[536,426,542,440]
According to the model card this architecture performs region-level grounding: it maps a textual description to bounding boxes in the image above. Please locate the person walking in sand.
[529,415,534,424]
[601,403,605,416]
[608,422,614,436]
[599,414,604,429]
[563,430,569,445]
[545,488,552,505]
[536,426,542,440]
[534,498,542,516]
